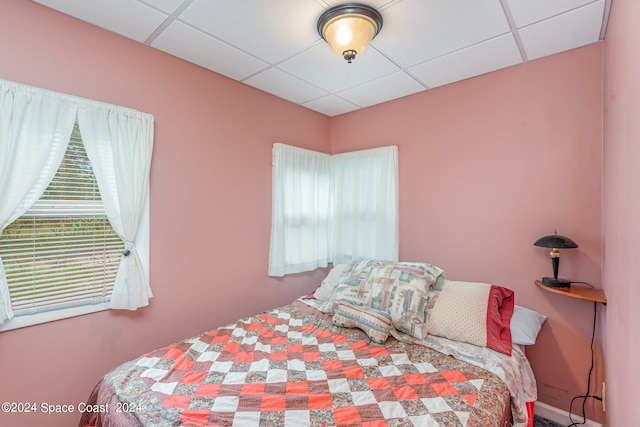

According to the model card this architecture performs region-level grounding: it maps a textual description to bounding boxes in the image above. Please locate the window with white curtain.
[269,143,398,277]
[330,147,399,264]
[0,79,153,331]
[269,144,331,276]
[0,123,123,314]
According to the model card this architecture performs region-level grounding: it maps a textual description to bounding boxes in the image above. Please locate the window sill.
[0,301,111,332]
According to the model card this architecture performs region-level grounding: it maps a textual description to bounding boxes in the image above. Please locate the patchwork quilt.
[81,302,510,426]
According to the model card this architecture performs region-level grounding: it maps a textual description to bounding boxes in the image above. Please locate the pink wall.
[330,44,605,422]
[603,1,640,425]
[0,1,330,426]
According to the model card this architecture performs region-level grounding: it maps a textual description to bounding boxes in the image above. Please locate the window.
[329,147,399,264]
[0,123,123,314]
[269,144,331,276]
[269,143,398,276]
[0,78,154,330]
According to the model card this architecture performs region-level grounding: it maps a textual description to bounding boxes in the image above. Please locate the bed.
[79,260,541,427]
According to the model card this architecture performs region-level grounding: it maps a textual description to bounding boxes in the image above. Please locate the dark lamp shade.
[533,234,578,249]
[533,232,578,288]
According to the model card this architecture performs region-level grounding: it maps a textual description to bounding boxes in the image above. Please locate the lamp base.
[541,277,571,288]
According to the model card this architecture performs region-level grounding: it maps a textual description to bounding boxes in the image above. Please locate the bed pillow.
[313,264,347,301]
[320,259,440,339]
[332,301,393,344]
[329,283,431,340]
[427,280,514,355]
[432,274,447,291]
[385,284,431,339]
[320,259,444,314]
[511,305,547,345]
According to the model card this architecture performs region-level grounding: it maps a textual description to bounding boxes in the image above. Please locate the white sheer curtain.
[330,146,399,264]
[269,143,331,276]
[0,80,77,323]
[78,107,154,310]
[269,144,398,277]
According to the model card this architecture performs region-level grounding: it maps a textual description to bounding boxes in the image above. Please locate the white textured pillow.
[428,281,491,347]
[313,264,347,301]
[511,305,547,345]
[427,280,514,355]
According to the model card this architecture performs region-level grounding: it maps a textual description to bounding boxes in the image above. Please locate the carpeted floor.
[533,414,564,427]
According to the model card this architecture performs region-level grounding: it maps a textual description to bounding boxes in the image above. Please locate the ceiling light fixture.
[317,3,383,64]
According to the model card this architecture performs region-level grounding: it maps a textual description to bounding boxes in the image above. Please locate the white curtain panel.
[330,146,399,264]
[0,80,77,323]
[79,107,154,310]
[269,143,332,276]
[269,143,398,277]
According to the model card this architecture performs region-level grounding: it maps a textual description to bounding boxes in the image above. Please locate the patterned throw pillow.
[385,284,431,339]
[427,280,514,355]
[332,301,392,344]
[320,259,443,313]
[321,259,443,340]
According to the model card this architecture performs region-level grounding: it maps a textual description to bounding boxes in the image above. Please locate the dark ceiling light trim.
[317,3,383,63]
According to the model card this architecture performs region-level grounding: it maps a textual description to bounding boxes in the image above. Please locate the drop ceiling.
[31,0,610,117]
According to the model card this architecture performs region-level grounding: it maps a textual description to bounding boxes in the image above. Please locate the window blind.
[0,123,123,314]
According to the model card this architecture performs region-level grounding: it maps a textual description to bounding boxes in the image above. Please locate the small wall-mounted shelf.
[535,280,607,304]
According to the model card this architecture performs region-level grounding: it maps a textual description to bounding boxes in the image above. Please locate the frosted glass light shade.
[317,4,383,63]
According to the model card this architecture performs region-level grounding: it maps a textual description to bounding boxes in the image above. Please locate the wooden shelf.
[535,280,607,304]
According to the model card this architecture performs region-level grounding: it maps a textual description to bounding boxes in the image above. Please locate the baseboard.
[534,401,603,427]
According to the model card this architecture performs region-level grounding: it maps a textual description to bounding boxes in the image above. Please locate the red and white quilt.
[82,302,510,426]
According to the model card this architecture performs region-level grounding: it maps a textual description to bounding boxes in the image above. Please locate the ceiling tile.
[409,34,523,88]
[278,43,400,93]
[29,0,610,116]
[177,0,323,64]
[139,0,186,14]
[303,95,360,116]
[506,0,596,27]
[518,0,605,60]
[337,71,426,108]
[322,0,391,7]
[372,0,511,67]
[32,0,169,43]
[151,20,268,81]
[244,67,328,104]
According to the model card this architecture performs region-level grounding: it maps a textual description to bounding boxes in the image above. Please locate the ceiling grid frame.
[32,0,610,116]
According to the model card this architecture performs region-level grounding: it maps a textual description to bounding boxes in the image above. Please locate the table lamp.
[534,231,578,288]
